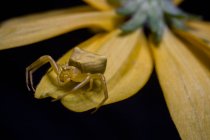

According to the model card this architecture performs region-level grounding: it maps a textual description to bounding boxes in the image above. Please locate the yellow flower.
[0,0,210,139]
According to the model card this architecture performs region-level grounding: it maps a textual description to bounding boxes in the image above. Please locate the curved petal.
[83,0,115,10]
[103,31,153,103]
[0,6,121,50]
[151,29,210,140]
[174,20,210,57]
[35,29,153,112]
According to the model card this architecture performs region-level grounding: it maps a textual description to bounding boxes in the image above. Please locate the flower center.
[109,0,198,43]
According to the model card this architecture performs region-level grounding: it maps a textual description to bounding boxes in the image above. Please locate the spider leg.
[26,55,60,92]
[29,70,36,92]
[53,74,91,101]
[87,78,94,91]
[91,73,108,113]
[53,73,108,113]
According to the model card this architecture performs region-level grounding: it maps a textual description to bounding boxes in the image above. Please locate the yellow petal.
[3,6,94,24]
[174,20,210,57]
[35,29,153,112]
[83,0,114,11]
[151,29,210,140]
[0,6,121,50]
[103,31,153,103]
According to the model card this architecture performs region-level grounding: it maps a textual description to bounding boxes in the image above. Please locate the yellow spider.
[26,47,108,111]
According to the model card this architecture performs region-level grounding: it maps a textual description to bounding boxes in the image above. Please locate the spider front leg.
[53,74,92,101]
[26,55,60,92]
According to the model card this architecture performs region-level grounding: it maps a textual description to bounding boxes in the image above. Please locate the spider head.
[58,65,81,83]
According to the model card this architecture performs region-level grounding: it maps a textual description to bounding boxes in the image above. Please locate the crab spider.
[26,47,108,111]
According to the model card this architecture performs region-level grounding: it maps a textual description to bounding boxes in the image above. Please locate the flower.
[0,0,210,139]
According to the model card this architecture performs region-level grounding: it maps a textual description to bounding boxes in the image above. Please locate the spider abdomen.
[69,47,107,74]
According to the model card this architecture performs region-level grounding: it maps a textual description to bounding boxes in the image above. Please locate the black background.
[0,0,209,140]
